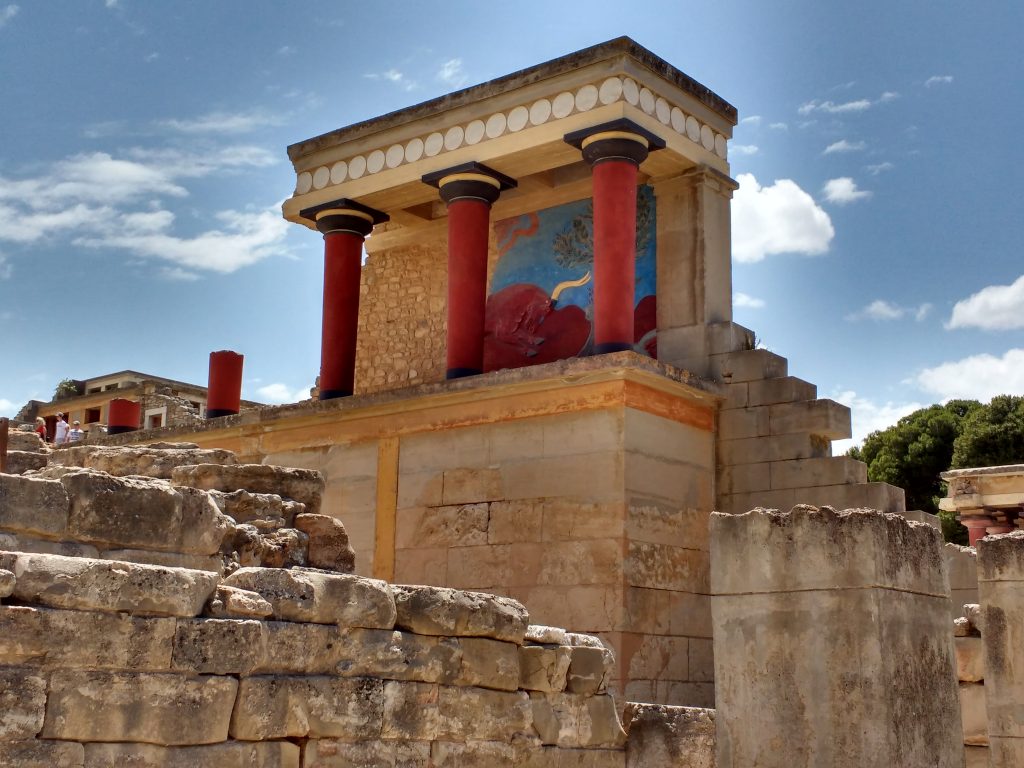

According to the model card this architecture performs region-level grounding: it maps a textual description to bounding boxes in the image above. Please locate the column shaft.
[446,197,491,378]
[206,350,243,418]
[320,230,364,399]
[592,158,639,353]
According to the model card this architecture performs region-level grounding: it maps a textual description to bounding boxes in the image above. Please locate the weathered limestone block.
[956,636,985,682]
[436,685,533,742]
[0,552,219,617]
[172,618,265,674]
[304,738,430,767]
[0,531,99,558]
[457,637,520,691]
[530,692,626,748]
[382,680,441,740]
[431,740,519,766]
[42,670,238,745]
[172,463,325,516]
[526,624,568,645]
[223,567,395,628]
[0,568,13,598]
[295,513,356,573]
[83,741,300,768]
[964,602,984,634]
[567,645,613,695]
[989,738,1024,767]
[519,645,571,692]
[0,473,69,538]
[231,676,383,740]
[7,430,45,451]
[0,667,46,740]
[204,584,274,618]
[0,605,174,669]
[209,488,304,529]
[623,704,714,768]
[336,628,460,684]
[516,746,626,767]
[257,528,309,568]
[99,548,225,573]
[954,616,971,637]
[0,740,84,767]
[711,506,963,768]
[59,470,233,555]
[254,622,345,675]
[392,584,529,643]
[964,746,989,768]
[397,503,489,548]
[960,682,988,746]
[5,450,48,474]
[55,445,237,479]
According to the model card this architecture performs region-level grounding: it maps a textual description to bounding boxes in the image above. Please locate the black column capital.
[300,198,389,237]
[564,118,666,167]
[423,161,517,205]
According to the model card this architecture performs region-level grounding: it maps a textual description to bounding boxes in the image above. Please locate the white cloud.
[947,274,1024,330]
[739,115,762,126]
[158,266,200,282]
[799,98,872,115]
[437,58,468,88]
[732,144,759,156]
[879,91,899,102]
[732,173,834,263]
[822,177,872,205]
[76,206,290,274]
[865,162,894,175]
[830,389,925,451]
[917,349,1024,402]
[769,122,788,130]
[823,139,866,155]
[0,398,17,417]
[158,110,285,134]
[925,75,954,87]
[734,292,765,309]
[0,4,17,28]
[256,383,310,404]
[365,68,417,91]
[846,299,932,322]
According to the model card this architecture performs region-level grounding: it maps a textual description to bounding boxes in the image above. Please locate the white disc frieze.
[385,144,404,168]
[366,149,386,174]
[685,116,701,142]
[639,87,655,115]
[348,155,367,179]
[444,126,464,151]
[599,77,623,105]
[700,124,715,151]
[485,112,507,138]
[424,132,444,157]
[507,105,529,132]
[312,166,330,189]
[655,97,671,124]
[529,98,552,126]
[296,171,313,194]
[552,92,575,119]
[575,84,598,112]
[670,107,686,133]
[715,133,728,159]
[330,161,348,184]
[622,78,640,105]
[405,137,424,162]
[465,119,486,144]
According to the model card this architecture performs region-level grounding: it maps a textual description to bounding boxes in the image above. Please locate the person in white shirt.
[67,420,85,443]
[54,413,70,445]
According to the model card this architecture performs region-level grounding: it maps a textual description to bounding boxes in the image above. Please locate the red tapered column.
[565,120,664,354]
[423,163,516,379]
[107,398,141,435]
[301,199,388,400]
[206,350,243,418]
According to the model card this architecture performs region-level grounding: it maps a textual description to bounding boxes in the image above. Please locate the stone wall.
[954,602,988,767]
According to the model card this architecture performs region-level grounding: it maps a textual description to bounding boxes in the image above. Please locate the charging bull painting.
[484,185,657,372]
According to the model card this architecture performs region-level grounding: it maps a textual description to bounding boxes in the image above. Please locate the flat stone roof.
[287,37,737,162]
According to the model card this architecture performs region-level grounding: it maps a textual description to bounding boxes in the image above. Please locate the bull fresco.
[484,185,657,372]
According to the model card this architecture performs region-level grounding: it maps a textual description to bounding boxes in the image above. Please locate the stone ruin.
[0,442,714,766]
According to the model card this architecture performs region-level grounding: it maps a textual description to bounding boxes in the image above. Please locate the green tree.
[52,378,79,400]
[951,395,1024,470]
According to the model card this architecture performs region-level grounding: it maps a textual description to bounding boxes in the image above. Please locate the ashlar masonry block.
[711,506,962,768]
[769,456,867,490]
[769,399,851,439]
[707,349,788,384]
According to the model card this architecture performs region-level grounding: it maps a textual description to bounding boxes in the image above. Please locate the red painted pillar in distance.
[206,350,243,418]
[107,398,141,435]
[565,120,664,354]
[422,163,516,379]
[300,199,389,399]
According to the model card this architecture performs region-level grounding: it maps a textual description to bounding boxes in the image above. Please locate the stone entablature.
[940,465,1024,545]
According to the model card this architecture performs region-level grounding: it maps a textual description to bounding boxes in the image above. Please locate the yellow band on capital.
[315,208,375,223]
[438,172,502,189]
[581,130,648,150]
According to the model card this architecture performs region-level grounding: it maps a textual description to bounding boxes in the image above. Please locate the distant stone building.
[18,370,264,440]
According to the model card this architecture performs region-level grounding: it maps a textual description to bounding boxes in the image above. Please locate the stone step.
[707,349,789,384]
[4,450,48,474]
[52,444,237,480]
[717,433,831,467]
[172,464,325,516]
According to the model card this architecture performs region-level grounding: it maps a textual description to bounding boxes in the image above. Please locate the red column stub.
[206,350,244,418]
[300,198,389,400]
[107,398,141,435]
[565,119,665,355]
[423,162,516,380]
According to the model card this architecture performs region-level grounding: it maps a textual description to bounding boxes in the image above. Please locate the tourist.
[34,416,47,443]
[54,412,69,445]
[68,420,85,443]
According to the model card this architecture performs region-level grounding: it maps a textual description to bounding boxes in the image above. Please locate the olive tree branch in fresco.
[552,189,653,271]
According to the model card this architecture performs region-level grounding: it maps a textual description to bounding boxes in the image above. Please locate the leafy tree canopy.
[52,378,79,400]
[952,395,1024,470]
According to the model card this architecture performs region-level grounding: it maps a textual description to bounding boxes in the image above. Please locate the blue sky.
[1,1,1021,448]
